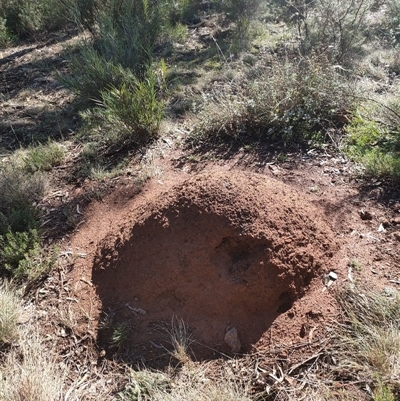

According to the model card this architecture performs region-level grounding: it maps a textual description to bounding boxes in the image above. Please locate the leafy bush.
[14,242,58,281]
[191,55,354,146]
[221,0,262,53]
[61,0,168,150]
[59,47,126,103]
[0,0,68,38]
[59,0,98,32]
[346,113,400,181]
[97,71,164,141]
[379,0,400,44]
[0,17,14,48]
[61,0,163,103]
[273,0,373,66]
[0,164,49,279]
[0,229,40,276]
[166,0,199,25]
[77,64,165,153]
[0,228,57,280]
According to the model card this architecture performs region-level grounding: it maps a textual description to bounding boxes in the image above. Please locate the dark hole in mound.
[92,204,318,364]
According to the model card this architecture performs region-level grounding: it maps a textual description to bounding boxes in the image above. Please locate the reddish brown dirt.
[92,171,338,357]
[61,151,400,366]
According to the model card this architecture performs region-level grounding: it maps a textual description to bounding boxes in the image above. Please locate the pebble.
[360,210,373,220]
[224,326,241,353]
[392,217,400,225]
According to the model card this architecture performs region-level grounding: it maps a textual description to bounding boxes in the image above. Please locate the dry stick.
[288,352,323,375]
[211,35,228,65]
[253,337,329,356]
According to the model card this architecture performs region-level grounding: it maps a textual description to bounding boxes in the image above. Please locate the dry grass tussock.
[0,324,65,401]
[0,280,21,345]
[0,162,47,215]
[0,283,125,401]
[122,362,252,401]
[336,285,400,391]
[159,316,194,364]
[190,54,354,146]
[0,325,125,401]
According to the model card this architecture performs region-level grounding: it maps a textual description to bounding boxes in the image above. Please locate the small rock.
[377,223,386,233]
[360,210,373,220]
[392,217,400,225]
[324,271,338,288]
[392,231,400,242]
[268,165,280,176]
[224,326,241,353]
[328,271,338,281]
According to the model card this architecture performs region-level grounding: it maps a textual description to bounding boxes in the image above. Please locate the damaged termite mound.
[92,171,337,360]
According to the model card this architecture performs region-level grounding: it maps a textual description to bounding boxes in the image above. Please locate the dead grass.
[0,282,126,401]
[0,162,47,217]
[161,316,193,364]
[122,362,252,401]
[335,285,400,396]
[0,280,21,346]
[0,324,65,401]
[190,54,353,147]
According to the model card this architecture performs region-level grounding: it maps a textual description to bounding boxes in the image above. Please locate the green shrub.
[0,17,14,48]
[0,0,68,38]
[275,0,373,66]
[14,243,58,281]
[0,229,40,275]
[97,71,164,142]
[61,0,163,103]
[59,47,126,103]
[111,321,131,348]
[0,229,57,280]
[77,63,165,153]
[379,0,400,44]
[221,0,262,54]
[191,55,353,146]
[59,0,98,32]
[166,0,196,25]
[162,21,188,44]
[346,111,400,181]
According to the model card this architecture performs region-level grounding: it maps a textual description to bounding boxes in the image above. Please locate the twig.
[211,35,228,64]
[288,352,323,374]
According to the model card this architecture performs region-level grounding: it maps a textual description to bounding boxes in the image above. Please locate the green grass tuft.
[345,113,400,181]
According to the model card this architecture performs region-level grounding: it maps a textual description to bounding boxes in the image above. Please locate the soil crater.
[92,171,337,358]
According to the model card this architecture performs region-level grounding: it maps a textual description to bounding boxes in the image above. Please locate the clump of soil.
[93,171,337,358]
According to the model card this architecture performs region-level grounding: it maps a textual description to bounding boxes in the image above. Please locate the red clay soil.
[63,155,399,365]
[76,170,340,360]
